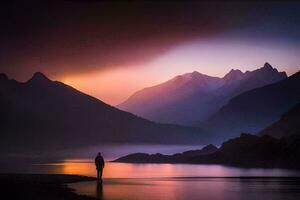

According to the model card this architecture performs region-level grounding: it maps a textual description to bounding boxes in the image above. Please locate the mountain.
[118,71,223,125]
[259,103,300,138]
[118,63,287,125]
[205,71,300,143]
[114,144,218,163]
[114,133,300,169]
[213,63,287,104]
[0,72,204,155]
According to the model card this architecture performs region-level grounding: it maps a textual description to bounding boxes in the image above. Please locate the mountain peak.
[201,144,218,151]
[175,71,211,82]
[223,69,244,82]
[27,72,51,84]
[263,62,273,69]
[260,62,279,73]
[30,72,49,81]
[191,70,200,75]
[182,71,202,77]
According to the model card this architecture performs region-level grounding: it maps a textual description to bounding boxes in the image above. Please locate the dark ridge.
[289,70,300,78]
[114,144,219,163]
[0,73,8,80]
[0,72,204,156]
[114,133,300,169]
[223,69,243,80]
[259,103,300,138]
[263,62,273,69]
[27,72,51,84]
[204,69,299,142]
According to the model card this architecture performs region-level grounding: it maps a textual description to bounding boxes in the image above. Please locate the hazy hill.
[118,71,223,124]
[259,103,300,138]
[118,63,287,125]
[114,144,218,163]
[115,133,300,169]
[0,72,204,155]
[205,71,300,143]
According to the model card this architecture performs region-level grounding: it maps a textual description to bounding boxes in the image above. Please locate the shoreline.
[0,174,98,200]
[3,173,300,200]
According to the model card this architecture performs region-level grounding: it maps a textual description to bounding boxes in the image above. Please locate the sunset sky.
[0,1,299,105]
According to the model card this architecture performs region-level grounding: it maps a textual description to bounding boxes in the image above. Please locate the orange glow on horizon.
[56,39,298,106]
[59,66,173,105]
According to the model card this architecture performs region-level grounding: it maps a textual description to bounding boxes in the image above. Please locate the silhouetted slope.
[0,72,204,155]
[259,104,300,138]
[114,144,218,163]
[205,71,300,143]
[115,133,300,169]
[214,133,300,169]
[213,134,285,167]
[118,63,286,125]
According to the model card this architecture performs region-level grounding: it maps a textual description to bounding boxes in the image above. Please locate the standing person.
[95,152,105,180]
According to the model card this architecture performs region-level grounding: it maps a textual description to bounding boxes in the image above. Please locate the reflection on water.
[38,160,300,178]
[70,178,300,200]
[21,160,300,200]
[41,160,300,200]
[96,180,103,199]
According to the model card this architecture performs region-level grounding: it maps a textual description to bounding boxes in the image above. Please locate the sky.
[0,1,299,105]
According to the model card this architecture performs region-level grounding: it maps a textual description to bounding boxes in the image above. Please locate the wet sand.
[0,174,98,200]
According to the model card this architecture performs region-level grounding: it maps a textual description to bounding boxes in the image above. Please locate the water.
[69,178,300,200]
[34,161,300,178]
[3,143,300,200]
[33,160,300,200]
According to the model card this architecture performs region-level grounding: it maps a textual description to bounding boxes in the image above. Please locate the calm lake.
[4,144,300,200]
[32,160,300,200]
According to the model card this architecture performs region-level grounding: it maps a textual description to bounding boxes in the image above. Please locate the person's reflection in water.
[96,180,104,199]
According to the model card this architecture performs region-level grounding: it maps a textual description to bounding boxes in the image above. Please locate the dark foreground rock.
[0,174,97,200]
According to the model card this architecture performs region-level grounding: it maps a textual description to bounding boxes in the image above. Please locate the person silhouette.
[95,152,105,180]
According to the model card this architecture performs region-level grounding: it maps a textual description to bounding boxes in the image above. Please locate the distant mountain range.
[205,70,300,142]
[1,63,299,157]
[115,106,300,169]
[0,72,204,155]
[118,63,287,125]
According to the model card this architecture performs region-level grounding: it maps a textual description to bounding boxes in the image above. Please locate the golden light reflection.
[49,159,240,178]
[45,160,299,179]
[56,160,180,178]
[70,178,239,200]
[52,39,298,106]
